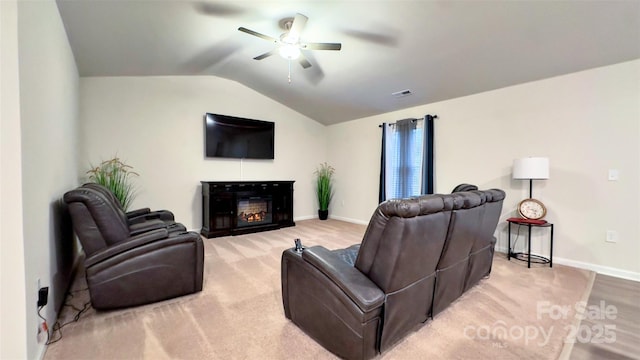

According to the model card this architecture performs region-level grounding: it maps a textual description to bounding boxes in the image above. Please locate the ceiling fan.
[238,13,341,72]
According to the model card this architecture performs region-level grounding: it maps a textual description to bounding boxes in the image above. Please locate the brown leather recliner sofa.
[64,184,204,310]
[281,188,505,359]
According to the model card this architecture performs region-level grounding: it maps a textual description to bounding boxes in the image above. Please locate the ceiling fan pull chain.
[288,59,292,84]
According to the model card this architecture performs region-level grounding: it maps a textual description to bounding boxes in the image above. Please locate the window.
[384,121,423,199]
[379,115,435,202]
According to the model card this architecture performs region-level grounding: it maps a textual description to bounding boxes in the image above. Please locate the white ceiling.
[56,0,640,125]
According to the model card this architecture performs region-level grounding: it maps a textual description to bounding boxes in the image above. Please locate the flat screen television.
[204,113,275,159]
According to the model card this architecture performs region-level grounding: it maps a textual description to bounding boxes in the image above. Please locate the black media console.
[200,181,295,238]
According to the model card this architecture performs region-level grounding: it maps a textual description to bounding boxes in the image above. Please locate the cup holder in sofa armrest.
[302,246,384,312]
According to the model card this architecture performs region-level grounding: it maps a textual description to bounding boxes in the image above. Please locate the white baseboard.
[552,257,640,282]
[36,343,46,360]
[293,215,369,225]
[293,215,316,222]
[494,247,639,282]
[327,215,369,226]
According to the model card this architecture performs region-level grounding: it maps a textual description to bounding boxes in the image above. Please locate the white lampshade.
[513,157,549,180]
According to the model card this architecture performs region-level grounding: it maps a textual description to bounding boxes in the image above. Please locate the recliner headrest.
[451,183,478,193]
[378,194,453,218]
[449,192,483,209]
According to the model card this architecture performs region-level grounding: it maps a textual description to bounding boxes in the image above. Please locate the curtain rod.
[378,114,438,127]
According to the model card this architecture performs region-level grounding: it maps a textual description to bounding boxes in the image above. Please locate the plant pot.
[318,209,329,220]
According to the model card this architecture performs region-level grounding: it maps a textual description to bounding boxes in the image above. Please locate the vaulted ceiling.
[56,0,640,125]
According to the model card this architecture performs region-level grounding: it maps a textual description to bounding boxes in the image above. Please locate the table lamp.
[513,157,549,220]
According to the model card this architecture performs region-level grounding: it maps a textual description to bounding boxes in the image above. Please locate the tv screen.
[204,113,275,159]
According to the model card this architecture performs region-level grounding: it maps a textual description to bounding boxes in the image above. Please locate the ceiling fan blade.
[303,42,342,51]
[341,29,398,47]
[288,13,308,41]
[182,42,241,73]
[299,51,324,84]
[254,50,276,60]
[238,27,278,43]
[298,53,312,69]
[194,3,246,17]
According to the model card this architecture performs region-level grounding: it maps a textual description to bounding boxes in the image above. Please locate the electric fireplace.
[200,181,295,238]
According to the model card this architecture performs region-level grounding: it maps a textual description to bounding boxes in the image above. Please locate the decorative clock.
[517,198,547,220]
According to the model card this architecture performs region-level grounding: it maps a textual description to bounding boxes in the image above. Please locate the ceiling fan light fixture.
[239,12,341,75]
[279,44,301,60]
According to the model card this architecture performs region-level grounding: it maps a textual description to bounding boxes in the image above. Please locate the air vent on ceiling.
[391,89,412,98]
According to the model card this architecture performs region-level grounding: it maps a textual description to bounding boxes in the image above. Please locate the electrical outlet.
[37,287,49,307]
[606,230,618,243]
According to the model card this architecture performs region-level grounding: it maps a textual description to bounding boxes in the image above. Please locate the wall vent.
[391,89,412,98]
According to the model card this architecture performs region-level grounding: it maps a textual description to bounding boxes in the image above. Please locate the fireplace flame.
[238,211,268,223]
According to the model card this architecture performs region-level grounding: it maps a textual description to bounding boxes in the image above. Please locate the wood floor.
[569,274,640,360]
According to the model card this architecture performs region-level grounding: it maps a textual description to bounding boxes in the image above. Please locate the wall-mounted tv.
[204,113,275,159]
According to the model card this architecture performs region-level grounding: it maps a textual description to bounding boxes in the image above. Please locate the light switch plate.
[608,169,619,181]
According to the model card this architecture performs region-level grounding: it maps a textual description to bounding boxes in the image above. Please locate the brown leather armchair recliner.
[281,189,505,360]
[64,186,204,310]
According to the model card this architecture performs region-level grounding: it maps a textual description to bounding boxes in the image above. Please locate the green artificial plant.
[314,162,335,211]
[87,157,138,211]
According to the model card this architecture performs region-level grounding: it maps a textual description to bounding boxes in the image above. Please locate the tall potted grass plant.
[87,157,138,211]
[315,162,335,220]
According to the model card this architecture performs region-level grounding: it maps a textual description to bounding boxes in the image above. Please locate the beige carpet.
[44,219,593,359]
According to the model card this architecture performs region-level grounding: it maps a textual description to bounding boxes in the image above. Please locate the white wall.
[16,1,80,359]
[2,3,635,358]
[327,60,640,279]
[79,76,327,230]
[1,1,28,358]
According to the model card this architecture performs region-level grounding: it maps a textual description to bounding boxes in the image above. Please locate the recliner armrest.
[85,228,169,267]
[302,246,384,312]
[127,209,176,224]
[128,219,166,235]
[125,207,151,218]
